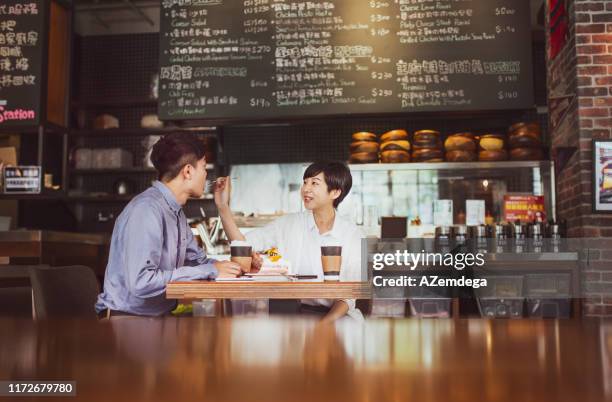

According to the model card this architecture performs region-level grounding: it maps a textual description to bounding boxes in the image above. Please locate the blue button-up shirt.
[95,181,218,316]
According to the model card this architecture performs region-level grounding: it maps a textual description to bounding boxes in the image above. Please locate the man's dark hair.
[150,133,206,181]
[303,161,352,208]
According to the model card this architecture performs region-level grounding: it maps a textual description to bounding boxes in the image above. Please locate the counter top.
[0,230,109,245]
[0,317,609,402]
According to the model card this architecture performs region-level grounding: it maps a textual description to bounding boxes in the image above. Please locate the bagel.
[445,135,477,152]
[508,130,542,149]
[380,129,409,142]
[510,147,544,161]
[380,140,410,152]
[351,131,378,142]
[350,141,379,153]
[479,134,506,152]
[446,150,476,162]
[412,148,444,162]
[381,150,410,163]
[349,152,379,164]
[414,129,441,143]
[478,150,508,161]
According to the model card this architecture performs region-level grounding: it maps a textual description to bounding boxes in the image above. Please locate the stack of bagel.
[478,134,508,161]
[444,132,477,162]
[380,129,410,163]
[412,130,444,162]
[349,132,379,163]
[508,122,544,161]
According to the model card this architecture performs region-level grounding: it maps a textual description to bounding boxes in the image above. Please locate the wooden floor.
[0,317,611,402]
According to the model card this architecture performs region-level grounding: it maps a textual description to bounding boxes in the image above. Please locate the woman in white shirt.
[214,161,364,322]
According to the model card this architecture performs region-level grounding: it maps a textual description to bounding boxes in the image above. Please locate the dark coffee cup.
[231,245,252,273]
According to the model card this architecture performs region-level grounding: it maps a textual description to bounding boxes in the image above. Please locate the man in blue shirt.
[96,133,241,318]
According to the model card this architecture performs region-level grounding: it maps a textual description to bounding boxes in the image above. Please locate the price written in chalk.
[372,88,393,97]
[372,71,392,80]
[498,75,518,83]
[369,1,389,8]
[370,28,390,36]
[498,91,518,100]
[495,7,516,16]
[250,98,271,107]
[371,56,391,64]
[370,14,390,22]
[495,25,516,34]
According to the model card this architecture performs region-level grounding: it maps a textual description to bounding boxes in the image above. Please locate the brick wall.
[547,0,612,316]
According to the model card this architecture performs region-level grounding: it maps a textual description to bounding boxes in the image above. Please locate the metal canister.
[470,225,489,254]
[530,223,543,252]
[493,224,508,253]
[435,226,453,254]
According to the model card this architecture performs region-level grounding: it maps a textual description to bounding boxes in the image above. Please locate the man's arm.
[124,204,230,299]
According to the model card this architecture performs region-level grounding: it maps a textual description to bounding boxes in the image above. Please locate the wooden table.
[166,281,372,299]
[0,317,610,402]
[0,231,110,275]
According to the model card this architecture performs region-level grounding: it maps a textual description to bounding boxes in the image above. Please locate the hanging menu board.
[0,1,43,127]
[159,0,534,121]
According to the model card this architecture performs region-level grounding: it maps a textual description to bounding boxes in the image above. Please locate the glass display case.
[343,161,555,234]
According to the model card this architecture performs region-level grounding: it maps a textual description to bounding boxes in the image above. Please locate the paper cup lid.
[230,240,250,247]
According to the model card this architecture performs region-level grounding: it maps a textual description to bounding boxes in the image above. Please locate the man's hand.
[214,176,231,210]
[251,251,263,272]
[214,260,241,278]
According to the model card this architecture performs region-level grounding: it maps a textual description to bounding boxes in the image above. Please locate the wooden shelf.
[70,126,217,137]
[350,160,553,171]
[0,191,65,201]
[71,97,158,109]
[0,122,69,135]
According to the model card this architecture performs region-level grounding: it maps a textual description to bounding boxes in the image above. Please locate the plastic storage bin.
[475,275,524,318]
[525,273,571,318]
[407,276,452,318]
[370,299,407,318]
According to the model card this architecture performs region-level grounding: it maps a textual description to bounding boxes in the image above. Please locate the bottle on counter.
[493,223,508,253]
[455,225,468,246]
[512,221,526,253]
[435,226,453,254]
[529,222,544,253]
[470,225,489,255]
[546,220,563,252]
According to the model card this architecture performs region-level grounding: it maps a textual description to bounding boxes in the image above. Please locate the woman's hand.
[214,260,241,278]
[213,176,231,210]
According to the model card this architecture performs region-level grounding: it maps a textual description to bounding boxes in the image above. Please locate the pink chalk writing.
[0,105,35,123]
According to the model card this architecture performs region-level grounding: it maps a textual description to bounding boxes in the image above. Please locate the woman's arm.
[321,300,350,323]
[214,177,247,242]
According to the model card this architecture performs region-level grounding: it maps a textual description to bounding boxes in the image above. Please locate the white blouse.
[245,210,364,320]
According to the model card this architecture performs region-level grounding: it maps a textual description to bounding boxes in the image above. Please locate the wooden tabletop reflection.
[0,317,611,402]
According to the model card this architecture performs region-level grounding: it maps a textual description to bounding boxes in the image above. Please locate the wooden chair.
[29,265,100,320]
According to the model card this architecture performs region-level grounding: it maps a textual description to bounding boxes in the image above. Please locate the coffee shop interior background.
[2,0,549,233]
[1,0,612,317]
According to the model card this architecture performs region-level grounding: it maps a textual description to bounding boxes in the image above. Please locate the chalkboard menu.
[159,0,534,121]
[0,1,43,127]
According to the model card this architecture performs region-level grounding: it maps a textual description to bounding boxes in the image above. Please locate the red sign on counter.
[504,195,546,222]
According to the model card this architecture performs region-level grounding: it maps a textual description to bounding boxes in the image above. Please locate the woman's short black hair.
[303,161,352,208]
[150,133,206,181]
